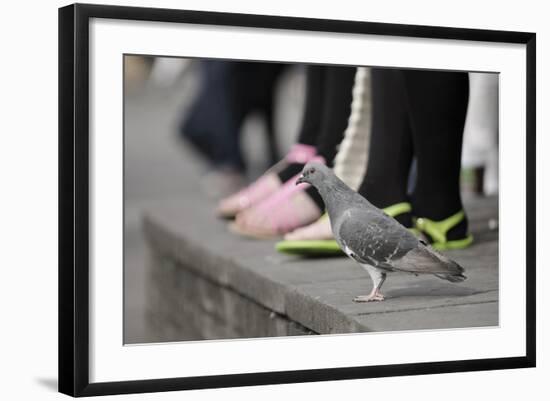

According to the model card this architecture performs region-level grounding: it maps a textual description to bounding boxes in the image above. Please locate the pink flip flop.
[230,157,326,239]
[216,144,317,218]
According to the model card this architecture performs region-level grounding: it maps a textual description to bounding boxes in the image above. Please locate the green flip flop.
[275,202,415,256]
[414,210,474,250]
[274,239,343,255]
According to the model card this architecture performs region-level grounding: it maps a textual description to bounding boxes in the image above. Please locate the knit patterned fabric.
[333,67,371,190]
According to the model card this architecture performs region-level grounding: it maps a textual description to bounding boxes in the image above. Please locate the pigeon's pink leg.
[354,266,386,302]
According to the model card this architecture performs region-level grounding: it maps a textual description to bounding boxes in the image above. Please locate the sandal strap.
[432,235,473,250]
[383,202,412,217]
[414,210,466,244]
[306,204,411,236]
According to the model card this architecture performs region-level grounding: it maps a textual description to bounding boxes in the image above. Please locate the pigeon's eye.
[310,168,316,174]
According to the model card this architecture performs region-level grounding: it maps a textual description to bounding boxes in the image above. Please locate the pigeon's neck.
[316,178,362,219]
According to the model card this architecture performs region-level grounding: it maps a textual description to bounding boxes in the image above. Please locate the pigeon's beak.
[296,174,306,185]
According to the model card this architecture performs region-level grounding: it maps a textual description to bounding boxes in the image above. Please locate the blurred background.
[124,56,306,342]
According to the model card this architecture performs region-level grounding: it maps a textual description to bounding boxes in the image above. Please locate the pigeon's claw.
[353,290,385,302]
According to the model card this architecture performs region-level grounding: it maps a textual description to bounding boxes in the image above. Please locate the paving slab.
[353,302,498,332]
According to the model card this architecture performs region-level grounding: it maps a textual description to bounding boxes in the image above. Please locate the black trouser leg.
[280,65,355,182]
[278,65,355,211]
[314,65,356,165]
[357,68,414,226]
[404,70,469,226]
[277,65,324,184]
[296,65,325,146]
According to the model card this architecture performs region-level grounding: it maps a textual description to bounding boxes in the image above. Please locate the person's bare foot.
[283,215,333,241]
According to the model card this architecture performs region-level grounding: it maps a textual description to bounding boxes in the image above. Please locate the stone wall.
[147,251,314,342]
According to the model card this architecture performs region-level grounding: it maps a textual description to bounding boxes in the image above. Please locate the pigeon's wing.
[337,208,465,279]
[337,208,418,270]
[391,243,466,279]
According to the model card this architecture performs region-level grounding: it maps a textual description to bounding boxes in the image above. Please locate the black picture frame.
[58,3,536,397]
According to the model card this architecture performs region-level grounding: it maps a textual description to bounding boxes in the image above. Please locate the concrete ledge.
[143,196,498,341]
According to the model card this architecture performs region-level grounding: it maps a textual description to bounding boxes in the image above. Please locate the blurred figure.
[149,57,191,88]
[461,73,499,196]
[180,60,285,184]
[220,65,356,237]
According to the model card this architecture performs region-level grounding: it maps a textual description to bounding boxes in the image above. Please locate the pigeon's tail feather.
[392,245,467,281]
[435,272,467,283]
[426,246,467,282]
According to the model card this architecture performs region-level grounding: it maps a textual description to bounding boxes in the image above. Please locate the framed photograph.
[58,3,536,397]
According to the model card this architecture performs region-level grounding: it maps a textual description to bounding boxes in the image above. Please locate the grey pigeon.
[296,162,466,302]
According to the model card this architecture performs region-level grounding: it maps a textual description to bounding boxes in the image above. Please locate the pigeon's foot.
[353,291,385,302]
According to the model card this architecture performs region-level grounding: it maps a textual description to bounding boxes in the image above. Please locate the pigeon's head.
[296,162,331,188]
